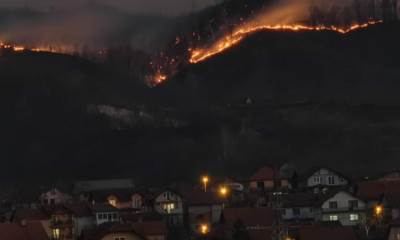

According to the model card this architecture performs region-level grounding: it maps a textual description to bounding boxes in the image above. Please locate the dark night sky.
[0,0,217,15]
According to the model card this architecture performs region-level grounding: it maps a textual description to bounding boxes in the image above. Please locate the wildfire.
[189,20,382,64]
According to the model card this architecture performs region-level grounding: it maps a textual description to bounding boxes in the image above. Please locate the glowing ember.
[189,20,382,64]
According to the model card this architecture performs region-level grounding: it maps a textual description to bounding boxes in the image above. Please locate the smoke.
[0,4,182,53]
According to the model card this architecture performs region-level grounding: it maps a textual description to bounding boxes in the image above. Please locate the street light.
[219,186,228,197]
[202,175,209,192]
[200,223,210,235]
[375,205,383,217]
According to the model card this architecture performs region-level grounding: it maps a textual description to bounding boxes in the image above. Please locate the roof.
[0,221,49,240]
[357,180,400,202]
[299,226,357,240]
[223,207,274,227]
[281,192,323,208]
[82,222,148,240]
[13,208,49,222]
[319,190,364,207]
[250,166,280,181]
[132,221,168,236]
[302,166,350,182]
[82,188,134,202]
[91,203,119,212]
[182,189,224,206]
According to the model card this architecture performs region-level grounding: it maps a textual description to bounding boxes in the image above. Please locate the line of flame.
[189,20,382,64]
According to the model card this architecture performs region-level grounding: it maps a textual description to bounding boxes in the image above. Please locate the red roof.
[132,221,168,236]
[13,209,49,222]
[223,207,274,227]
[0,222,49,240]
[299,226,357,240]
[357,180,400,201]
[250,166,279,181]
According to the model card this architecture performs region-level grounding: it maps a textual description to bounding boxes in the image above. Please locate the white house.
[39,188,71,206]
[154,190,184,226]
[91,203,120,226]
[319,191,366,226]
[306,167,349,189]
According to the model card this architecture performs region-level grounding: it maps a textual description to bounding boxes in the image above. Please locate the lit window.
[108,196,118,207]
[163,203,175,213]
[350,214,359,221]
[52,228,60,239]
[329,215,338,221]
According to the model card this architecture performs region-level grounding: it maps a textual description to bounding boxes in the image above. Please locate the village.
[0,166,399,240]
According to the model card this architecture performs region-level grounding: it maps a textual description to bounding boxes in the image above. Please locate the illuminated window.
[350,214,359,221]
[108,196,118,207]
[52,228,60,239]
[163,203,175,213]
[329,215,338,221]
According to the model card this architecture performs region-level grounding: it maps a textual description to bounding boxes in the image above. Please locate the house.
[388,219,400,240]
[154,189,184,226]
[248,166,290,191]
[40,189,71,206]
[64,203,96,238]
[304,167,349,191]
[377,170,400,181]
[182,189,224,231]
[79,189,135,209]
[319,190,366,226]
[299,226,357,240]
[0,221,49,240]
[357,180,400,219]
[47,205,75,240]
[92,203,120,226]
[280,192,321,221]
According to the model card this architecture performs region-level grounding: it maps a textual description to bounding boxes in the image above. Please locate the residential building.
[182,189,224,231]
[319,190,366,226]
[280,192,321,221]
[91,203,120,226]
[305,167,349,191]
[154,190,184,226]
[40,189,71,206]
[248,166,290,191]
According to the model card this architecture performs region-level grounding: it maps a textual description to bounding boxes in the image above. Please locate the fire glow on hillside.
[189,20,383,64]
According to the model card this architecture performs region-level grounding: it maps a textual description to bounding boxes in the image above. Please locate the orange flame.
[189,20,382,64]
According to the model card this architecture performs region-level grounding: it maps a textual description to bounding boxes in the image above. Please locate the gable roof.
[303,167,350,182]
[0,222,49,240]
[91,203,119,213]
[320,190,364,207]
[299,226,357,240]
[223,207,274,227]
[357,180,400,203]
[281,192,323,208]
[250,166,281,181]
